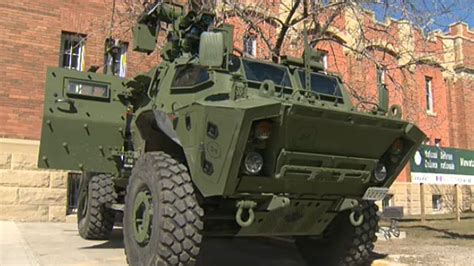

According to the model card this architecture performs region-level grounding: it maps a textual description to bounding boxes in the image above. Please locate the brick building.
[0,1,473,221]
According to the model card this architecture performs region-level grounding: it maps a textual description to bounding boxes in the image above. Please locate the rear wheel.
[123,152,204,266]
[77,173,117,240]
[296,201,379,266]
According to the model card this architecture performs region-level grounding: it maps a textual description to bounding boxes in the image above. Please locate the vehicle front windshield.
[298,70,343,102]
[242,59,292,88]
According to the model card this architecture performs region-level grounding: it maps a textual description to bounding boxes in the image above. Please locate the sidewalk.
[0,220,406,266]
[0,221,39,265]
[0,221,126,266]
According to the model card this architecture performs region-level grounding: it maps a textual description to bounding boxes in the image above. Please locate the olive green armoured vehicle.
[38,2,425,266]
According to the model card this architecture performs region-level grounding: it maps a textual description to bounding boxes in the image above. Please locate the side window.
[60,32,86,71]
[171,65,210,88]
[104,38,128,78]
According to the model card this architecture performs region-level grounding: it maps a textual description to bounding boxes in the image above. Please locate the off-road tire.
[77,173,117,240]
[296,201,379,266]
[123,152,204,266]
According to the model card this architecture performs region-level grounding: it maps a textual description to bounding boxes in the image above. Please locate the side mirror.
[378,84,389,113]
[199,32,224,67]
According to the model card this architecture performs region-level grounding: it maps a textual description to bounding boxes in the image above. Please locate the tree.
[93,0,472,133]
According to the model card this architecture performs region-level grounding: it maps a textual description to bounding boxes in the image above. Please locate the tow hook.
[349,206,364,226]
[235,200,257,227]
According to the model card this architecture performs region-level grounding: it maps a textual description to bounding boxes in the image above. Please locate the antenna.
[303,2,311,92]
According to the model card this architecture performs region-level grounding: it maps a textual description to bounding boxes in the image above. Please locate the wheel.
[296,201,379,266]
[123,152,204,266]
[77,173,117,240]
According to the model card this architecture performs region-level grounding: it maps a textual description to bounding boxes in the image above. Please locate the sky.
[366,0,474,33]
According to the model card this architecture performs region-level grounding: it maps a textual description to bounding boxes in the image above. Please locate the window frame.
[431,194,442,212]
[376,65,386,86]
[242,59,293,90]
[170,64,212,89]
[59,32,86,71]
[243,35,257,58]
[297,70,344,103]
[65,78,111,101]
[318,50,328,71]
[425,76,434,113]
[104,38,129,78]
[382,194,394,209]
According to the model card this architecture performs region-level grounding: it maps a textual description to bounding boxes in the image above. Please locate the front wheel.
[123,152,204,266]
[296,201,379,266]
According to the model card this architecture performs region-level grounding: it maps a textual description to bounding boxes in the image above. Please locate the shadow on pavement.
[196,237,306,266]
[80,228,125,249]
[406,225,474,240]
[80,228,388,265]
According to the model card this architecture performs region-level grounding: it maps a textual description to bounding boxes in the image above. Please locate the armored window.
[298,71,343,103]
[171,65,210,88]
[243,36,257,57]
[66,80,110,99]
[104,38,128,78]
[425,77,434,113]
[60,32,86,71]
[242,60,292,88]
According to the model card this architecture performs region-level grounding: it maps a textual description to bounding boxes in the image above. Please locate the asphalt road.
[0,221,393,266]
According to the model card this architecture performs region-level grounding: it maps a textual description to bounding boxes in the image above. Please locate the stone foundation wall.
[0,138,68,222]
[382,182,474,215]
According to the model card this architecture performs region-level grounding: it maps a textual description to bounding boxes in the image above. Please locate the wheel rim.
[132,187,153,246]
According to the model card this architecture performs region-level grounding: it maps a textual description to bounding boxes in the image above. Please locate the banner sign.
[410,145,474,185]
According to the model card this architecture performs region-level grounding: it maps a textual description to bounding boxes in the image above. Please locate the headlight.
[244,152,264,175]
[373,163,387,182]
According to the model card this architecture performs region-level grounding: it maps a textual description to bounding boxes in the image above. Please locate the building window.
[60,32,86,71]
[316,50,328,71]
[382,194,394,209]
[432,194,442,211]
[425,77,434,112]
[104,38,128,78]
[243,35,257,57]
[376,66,386,87]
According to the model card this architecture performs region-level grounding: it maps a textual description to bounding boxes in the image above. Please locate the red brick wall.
[0,1,157,140]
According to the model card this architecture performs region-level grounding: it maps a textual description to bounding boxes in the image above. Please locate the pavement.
[0,221,400,266]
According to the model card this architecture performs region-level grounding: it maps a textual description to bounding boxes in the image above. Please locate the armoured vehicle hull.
[37,2,425,265]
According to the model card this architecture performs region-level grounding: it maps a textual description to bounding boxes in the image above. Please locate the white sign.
[412,172,474,185]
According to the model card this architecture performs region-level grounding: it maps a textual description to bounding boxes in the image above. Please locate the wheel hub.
[132,189,153,245]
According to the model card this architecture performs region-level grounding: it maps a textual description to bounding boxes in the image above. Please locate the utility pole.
[420,183,425,222]
[455,184,461,222]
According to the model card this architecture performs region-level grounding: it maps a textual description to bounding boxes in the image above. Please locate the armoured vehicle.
[38,2,425,265]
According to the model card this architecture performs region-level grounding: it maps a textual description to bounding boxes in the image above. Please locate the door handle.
[54,98,75,105]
